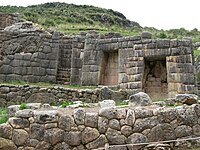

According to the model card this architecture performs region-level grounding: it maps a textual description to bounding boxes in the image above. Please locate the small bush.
[20,103,27,110]
[159,32,167,39]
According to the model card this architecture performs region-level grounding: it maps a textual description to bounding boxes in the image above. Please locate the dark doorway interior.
[143,56,168,99]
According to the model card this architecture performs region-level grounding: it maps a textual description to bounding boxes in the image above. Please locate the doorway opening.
[143,56,168,99]
[99,51,118,86]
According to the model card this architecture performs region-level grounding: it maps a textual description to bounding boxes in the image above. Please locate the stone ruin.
[0,13,196,99]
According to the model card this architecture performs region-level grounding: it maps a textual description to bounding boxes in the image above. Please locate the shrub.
[20,103,27,110]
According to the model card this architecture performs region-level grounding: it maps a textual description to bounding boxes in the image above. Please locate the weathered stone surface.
[29,139,39,147]
[82,127,100,144]
[193,124,200,136]
[86,134,107,149]
[129,92,152,107]
[58,115,75,131]
[30,123,45,141]
[148,123,176,142]
[106,128,126,145]
[116,108,127,119]
[44,128,64,145]
[175,125,192,138]
[65,131,81,146]
[99,107,117,119]
[15,109,33,118]
[133,116,159,132]
[0,137,17,150]
[27,93,58,104]
[9,117,29,128]
[12,129,29,146]
[85,113,98,128]
[98,117,109,133]
[74,108,85,125]
[8,105,20,117]
[177,106,198,126]
[53,142,70,150]
[35,141,51,150]
[157,108,177,123]
[109,119,120,130]
[34,110,59,123]
[99,100,116,108]
[134,108,153,119]
[0,123,12,139]
[121,125,133,137]
[175,94,198,105]
[125,109,135,126]
[126,133,147,150]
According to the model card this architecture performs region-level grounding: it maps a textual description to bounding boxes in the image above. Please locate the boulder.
[0,138,17,150]
[175,94,198,105]
[141,31,152,39]
[129,92,152,107]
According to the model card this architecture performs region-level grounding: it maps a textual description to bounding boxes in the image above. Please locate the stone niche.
[99,51,119,86]
[143,56,168,99]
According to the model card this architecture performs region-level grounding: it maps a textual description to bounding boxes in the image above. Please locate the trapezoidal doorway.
[143,56,168,99]
[99,51,118,86]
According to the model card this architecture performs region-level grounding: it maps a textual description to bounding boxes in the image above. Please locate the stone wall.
[1,104,200,149]
[82,32,195,98]
[0,85,130,106]
[0,13,18,29]
[0,28,60,83]
[0,16,196,98]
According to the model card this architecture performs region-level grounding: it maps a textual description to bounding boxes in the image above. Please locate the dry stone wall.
[0,85,130,106]
[1,104,200,149]
[0,13,19,29]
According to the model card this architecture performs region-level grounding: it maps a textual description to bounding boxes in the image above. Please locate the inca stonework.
[1,104,200,149]
[0,14,195,98]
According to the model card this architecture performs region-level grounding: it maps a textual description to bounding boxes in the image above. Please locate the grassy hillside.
[1,2,200,42]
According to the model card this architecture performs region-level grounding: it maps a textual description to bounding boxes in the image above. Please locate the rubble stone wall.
[1,104,200,149]
[0,13,19,29]
[0,85,130,107]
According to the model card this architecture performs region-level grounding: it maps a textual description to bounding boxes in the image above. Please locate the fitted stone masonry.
[0,14,196,98]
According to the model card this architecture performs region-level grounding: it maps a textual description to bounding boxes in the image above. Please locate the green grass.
[194,50,200,61]
[0,107,8,124]
[60,101,74,108]
[115,100,128,106]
